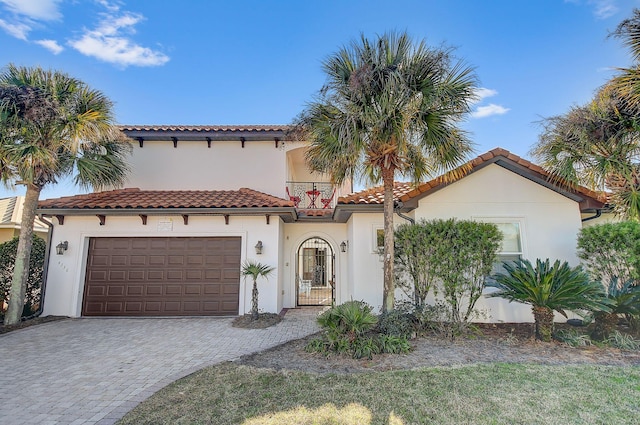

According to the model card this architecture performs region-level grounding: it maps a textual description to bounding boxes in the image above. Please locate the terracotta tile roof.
[338,182,415,205]
[118,125,290,132]
[37,188,294,210]
[338,148,607,206]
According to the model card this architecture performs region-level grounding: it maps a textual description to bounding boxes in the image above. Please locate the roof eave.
[120,128,290,142]
[37,207,298,223]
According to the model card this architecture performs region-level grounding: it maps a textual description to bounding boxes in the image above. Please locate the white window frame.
[372,224,384,254]
[473,217,527,268]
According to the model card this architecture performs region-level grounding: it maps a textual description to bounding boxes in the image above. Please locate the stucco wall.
[281,222,348,308]
[42,214,282,317]
[346,213,386,310]
[124,140,288,197]
[414,164,583,264]
[346,164,585,322]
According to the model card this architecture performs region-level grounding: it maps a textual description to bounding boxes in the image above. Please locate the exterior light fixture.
[255,240,263,255]
[56,241,68,255]
[340,241,348,253]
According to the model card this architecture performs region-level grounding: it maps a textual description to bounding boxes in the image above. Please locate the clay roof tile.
[38,188,293,210]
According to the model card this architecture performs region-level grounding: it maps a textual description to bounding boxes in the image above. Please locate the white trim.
[371,224,384,254]
[472,216,528,260]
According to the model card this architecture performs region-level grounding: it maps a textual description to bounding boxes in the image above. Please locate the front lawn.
[118,363,640,424]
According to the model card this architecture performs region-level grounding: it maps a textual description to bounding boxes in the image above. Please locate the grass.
[118,363,640,425]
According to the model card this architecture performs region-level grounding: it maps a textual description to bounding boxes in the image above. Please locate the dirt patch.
[0,315,67,335]
[236,322,640,373]
[232,313,282,329]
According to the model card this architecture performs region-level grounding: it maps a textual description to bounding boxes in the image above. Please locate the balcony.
[286,182,338,209]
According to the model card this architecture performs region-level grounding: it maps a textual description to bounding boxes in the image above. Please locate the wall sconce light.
[255,240,263,255]
[56,241,68,255]
[340,241,348,253]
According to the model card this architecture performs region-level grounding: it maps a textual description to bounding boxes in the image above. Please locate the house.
[0,196,49,243]
[36,125,606,322]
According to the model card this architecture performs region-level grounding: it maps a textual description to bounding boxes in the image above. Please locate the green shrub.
[377,309,415,338]
[394,219,502,328]
[308,301,410,359]
[317,300,378,342]
[555,329,593,347]
[606,330,640,350]
[0,235,46,317]
[577,221,640,284]
[377,334,411,354]
[591,277,640,340]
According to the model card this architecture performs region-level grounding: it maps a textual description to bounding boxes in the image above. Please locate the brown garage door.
[82,237,241,316]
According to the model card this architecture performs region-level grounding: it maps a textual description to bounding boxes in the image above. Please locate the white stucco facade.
[39,138,603,323]
[42,214,282,317]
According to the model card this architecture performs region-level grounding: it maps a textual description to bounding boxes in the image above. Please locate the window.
[493,222,523,273]
[372,226,384,253]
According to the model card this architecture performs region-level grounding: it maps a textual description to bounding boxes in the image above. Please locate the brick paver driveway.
[0,309,320,425]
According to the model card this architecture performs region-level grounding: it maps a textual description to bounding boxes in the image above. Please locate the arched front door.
[296,237,335,306]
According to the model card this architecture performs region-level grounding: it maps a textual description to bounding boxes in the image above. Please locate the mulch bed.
[0,315,67,335]
[236,322,640,374]
[231,312,282,329]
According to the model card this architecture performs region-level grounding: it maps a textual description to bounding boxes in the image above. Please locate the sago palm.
[297,31,478,312]
[241,260,275,320]
[486,258,611,341]
[0,64,130,325]
[592,277,640,340]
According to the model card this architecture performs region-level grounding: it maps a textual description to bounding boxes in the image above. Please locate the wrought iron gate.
[296,237,335,306]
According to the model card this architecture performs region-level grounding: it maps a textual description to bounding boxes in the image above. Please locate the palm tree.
[486,259,611,341]
[297,31,478,312]
[241,260,275,320]
[532,84,640,220]
[609,8,640,108]
[592,277,640,340]
[0,64,130,325]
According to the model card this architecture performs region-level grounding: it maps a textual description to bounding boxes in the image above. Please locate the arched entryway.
[296,237,335,306]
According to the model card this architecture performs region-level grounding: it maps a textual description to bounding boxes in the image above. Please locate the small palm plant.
[592,278,640,340]
[241,260,275,321]
[486,259,611,341]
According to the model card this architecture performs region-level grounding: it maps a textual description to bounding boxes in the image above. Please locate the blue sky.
[1,0,640,199]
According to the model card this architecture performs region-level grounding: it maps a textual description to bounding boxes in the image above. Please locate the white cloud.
[591,0,618,19]
[0,0,61,40]
[565,0,619,19]
[35,38,63,54]
[0,18,30,39]
[0,0,62,21]
[471,103,510,119]
[69,10,170,67]
[474,87,498,104]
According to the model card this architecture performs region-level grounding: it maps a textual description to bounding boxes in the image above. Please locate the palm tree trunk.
[251,280,259,321]
[532,305,555,342]
[4,184,41,325]
[382,166,395,313]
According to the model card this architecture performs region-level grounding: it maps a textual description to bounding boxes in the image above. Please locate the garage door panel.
[148,270,164,280]
[126,285,144,295]
[167,270,183,280]
[83,237,241,316]
[149,256,166,266]
[128,270,145,280]
[146,285,163,295]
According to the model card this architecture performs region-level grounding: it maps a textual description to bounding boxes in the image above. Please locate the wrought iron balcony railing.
[286,182,337,209]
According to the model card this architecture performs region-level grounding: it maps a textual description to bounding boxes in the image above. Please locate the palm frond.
[487,258,612,316]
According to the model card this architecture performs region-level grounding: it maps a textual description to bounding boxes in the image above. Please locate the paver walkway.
[0,308,321,425]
